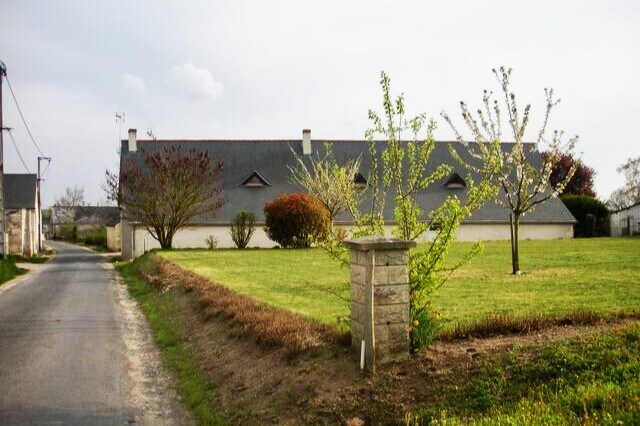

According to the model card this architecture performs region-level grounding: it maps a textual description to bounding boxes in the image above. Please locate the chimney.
[128,128,137,152]
[302,129,311,155]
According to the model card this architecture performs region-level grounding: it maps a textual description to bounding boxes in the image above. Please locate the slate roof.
[73,206,120,226]
[4,174,37,209]
[120,139,576,225]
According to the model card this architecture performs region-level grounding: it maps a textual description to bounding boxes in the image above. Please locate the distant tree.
[119,145,224,249]
[102,169,119,207]
[55,185,86,208]
[542,151,596,197]
[53,185,86,224]
[443,67,578,275]
[608,156,640,210]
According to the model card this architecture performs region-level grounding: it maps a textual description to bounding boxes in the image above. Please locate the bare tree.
[443,67,578,275]
[119,145,224,249]
[102,169,119,207]
[608,156,640,210]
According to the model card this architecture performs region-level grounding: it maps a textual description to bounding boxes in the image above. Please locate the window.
[241,171,270,187]
[354,172,367,187]
[443,173,466,189]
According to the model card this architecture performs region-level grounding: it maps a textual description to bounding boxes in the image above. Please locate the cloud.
[168,60,223,101]
[122,73,146,92]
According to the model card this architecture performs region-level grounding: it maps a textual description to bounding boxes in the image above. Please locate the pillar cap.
[343,236,416,251]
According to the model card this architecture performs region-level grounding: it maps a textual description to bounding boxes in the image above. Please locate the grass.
[116,257,224,426]
[160,248,351,326]
[7,254,50,264]
[159,238,640,330]
[0,257,27,285]
[140,253,341,353]
[406,324,640,425]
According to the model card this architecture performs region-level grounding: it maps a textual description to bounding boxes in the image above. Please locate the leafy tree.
[294,72,500,350]
[264,193,330,248]
[542,151,596,197]
[230,210,256,248]
[608,156,640,210]
[442,67,578,275]
[119,145,224,249]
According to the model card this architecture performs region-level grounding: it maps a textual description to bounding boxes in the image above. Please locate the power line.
[4,74,45,157]
[6,129,31,172]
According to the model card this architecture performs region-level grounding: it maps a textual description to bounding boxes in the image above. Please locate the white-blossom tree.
[443,67,578,275]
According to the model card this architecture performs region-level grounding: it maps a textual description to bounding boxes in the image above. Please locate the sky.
[0,0,638,206]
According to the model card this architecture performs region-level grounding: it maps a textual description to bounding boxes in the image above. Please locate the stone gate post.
[344,236,415,374]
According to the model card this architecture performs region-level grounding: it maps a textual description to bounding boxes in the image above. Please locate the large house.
[4,173,42,256]
[119,129,576,259]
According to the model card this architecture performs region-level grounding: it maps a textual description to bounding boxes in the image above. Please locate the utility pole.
[37,156,51,250]
[0,60,7,257]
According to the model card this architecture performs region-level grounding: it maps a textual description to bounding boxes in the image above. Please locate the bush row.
[560,195,609,238]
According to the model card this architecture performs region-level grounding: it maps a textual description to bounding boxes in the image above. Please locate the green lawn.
[159,238,640,328]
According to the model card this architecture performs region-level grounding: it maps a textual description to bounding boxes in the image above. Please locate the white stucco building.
[119,129,576,259]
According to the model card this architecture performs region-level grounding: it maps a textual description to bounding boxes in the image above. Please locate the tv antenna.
[115,111,126,141]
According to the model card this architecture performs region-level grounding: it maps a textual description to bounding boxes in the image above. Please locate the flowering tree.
[119,145,224,249]
[442,67,578,274]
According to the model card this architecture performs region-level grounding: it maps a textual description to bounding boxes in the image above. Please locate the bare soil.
[167,282,638,425]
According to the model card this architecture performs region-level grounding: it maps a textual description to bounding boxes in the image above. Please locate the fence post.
[344,236,415,374]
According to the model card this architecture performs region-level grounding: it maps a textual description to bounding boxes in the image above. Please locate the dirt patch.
[141,257,640,425]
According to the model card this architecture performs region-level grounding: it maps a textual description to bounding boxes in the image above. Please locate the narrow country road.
[0,241,189,426]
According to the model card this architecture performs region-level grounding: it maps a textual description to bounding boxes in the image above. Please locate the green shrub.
[57,223,78,242]
[83,227,107,248]
[230,210,256,248]
[560,194,609,237]
[263,193,330,248]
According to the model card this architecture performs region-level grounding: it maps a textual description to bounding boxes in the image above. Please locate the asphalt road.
[0,242,183,425]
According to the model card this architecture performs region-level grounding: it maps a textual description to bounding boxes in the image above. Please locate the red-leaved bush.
[263,193,330,248]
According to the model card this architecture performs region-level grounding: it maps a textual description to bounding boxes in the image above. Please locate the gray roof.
[120,139,576,225]
[4,174,37,209]
[73,206,120,226]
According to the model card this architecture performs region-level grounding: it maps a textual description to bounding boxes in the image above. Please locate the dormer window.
[354,172,367,187]
[241,171,270,187]
[443,173,466,189]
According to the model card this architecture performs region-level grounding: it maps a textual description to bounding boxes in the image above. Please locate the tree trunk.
[510,213,521,275]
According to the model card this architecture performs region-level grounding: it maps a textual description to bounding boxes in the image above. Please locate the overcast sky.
[1,0,638,206]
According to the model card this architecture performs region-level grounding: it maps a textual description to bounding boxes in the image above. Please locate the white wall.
[123,222,574,258]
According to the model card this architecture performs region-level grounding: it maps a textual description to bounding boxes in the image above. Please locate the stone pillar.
[344,236,415,374]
